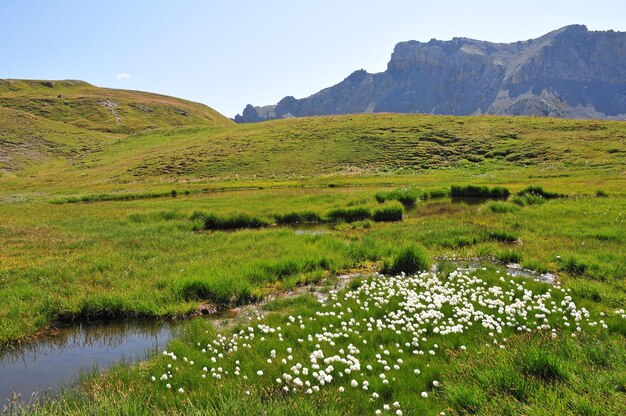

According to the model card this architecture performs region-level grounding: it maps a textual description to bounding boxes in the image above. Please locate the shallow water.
[0,320,179,404]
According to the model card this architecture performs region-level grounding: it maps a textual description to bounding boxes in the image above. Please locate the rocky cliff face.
[235,25,626,122]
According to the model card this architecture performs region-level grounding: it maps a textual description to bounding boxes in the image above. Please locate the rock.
[236,25,626,122]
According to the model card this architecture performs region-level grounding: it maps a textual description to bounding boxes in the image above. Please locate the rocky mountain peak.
[235,26,626,122]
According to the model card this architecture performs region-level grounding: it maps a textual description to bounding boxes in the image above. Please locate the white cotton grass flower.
[152,267,604,409]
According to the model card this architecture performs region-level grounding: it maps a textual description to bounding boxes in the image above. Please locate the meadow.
[1,97,625,414]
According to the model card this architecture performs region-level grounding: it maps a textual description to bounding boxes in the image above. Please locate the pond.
[1,320,179,405]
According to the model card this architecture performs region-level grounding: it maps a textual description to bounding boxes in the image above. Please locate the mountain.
[235,25,626,122]
[0,79,232,134]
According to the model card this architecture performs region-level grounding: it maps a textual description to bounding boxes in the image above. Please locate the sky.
[1,1,625,117]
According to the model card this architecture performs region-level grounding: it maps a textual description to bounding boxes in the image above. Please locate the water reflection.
[0,320,178,404]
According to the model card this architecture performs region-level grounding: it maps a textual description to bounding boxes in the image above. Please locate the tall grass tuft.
[202,213,270,230]
[375,187,419,207]
[517,185,562,199]
[450,185,510,199]
[383,245,430,275]
[326,207,373,223]
[485,201,520,213]
[274,211,323,225]
[373,202,404,222]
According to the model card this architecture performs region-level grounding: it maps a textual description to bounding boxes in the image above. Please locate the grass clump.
[446,384,487,414]
[488,230,518,243]
[559,256,589,276]
[496,249,522,264]
[274,211,323,225]
[201,213,270,230]
[375,187,419,207]
[595,190,609,197]
[511,193,545,206]
[520,348,569,382]
[373,202,404,222]
[326,206,373,223]
[517,185,562,199]
[485,201,520,213]
[423,188,450,199]
[450,185,510,199]
[383,244,430,275]
[175,276,253,305]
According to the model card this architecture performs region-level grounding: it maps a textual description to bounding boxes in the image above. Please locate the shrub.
[326,207,373,223]
[595,190,609,197]
[450,185,510,199]
[383,245,430,275]
[373,203,404,222]
[202,213,270,230]
[274,211,323,225]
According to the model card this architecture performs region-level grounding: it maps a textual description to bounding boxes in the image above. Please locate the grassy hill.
[1,112,624,195]
[0,79,232,134]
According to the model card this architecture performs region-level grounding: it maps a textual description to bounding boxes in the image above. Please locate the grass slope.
[0,79,232,134]
[1,113,623,195]
[0,107,118,171]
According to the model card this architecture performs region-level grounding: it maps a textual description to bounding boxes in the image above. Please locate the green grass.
[0,106,625,414]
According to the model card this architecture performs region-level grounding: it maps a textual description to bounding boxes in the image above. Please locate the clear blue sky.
[1,1,624,117]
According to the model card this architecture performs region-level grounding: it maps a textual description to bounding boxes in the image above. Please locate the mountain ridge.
[235,25,626,122]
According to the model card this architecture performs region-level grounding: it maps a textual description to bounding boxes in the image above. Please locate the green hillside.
[1,112,624,195]
[0,106,118,172]
[0,79,232,134]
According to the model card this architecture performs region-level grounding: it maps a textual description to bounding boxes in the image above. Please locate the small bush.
[202,213,270,230]
[595,190,608,197]
[383,245,430,275]
[274,211,323,225]
[373,203,404,222]
[326,207,373,223]
[450,185,510,199]
[375,187,419,207]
